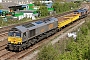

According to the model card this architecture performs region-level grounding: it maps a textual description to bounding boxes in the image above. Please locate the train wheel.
[26,43,31,49]
[9,45,13,51]
[23,46,26,50]
[31,39,35,45]
[21,47,23,51]
[19,47,21,51]
[55,28,58,33]
[33,39,37,44]
[51,30,55,35]
[46,33,49,38]
[29,40,32,46]
[26,41,30,48]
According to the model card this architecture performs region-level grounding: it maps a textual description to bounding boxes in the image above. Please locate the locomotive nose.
[8,37,22,44]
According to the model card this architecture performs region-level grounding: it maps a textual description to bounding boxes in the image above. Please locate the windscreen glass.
[8,32,14,36]
[74,12,79,14]
[16,32,21,37]
[8,32,21,37]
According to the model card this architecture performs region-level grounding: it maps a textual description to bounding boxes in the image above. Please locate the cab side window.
[29,29,35,37]
[23,32,26,39]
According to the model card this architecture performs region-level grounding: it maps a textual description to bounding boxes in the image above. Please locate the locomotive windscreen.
[74,11,79,14]
[8,32,21,37]
[8,28,21,37]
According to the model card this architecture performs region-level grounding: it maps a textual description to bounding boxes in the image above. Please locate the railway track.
[0,32,8,42]
[0,40,7,49]
[0,44,6,51]
[0,13,89,60]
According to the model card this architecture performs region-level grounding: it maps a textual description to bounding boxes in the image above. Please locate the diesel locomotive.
[7,8,88,51]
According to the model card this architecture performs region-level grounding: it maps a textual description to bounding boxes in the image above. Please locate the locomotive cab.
[8,28,22,44]
[74,9,88,18]
[74,11,79,14]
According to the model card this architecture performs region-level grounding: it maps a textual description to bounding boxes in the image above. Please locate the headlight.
[18,42,21,44]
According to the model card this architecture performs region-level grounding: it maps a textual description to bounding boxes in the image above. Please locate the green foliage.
[84,48,90,59]
[52,2,80,14]
[37,45,59,60]
[33,1,41,6]
[39,6,48,17]
[59,32,90,60]
[85,18,90,30]
[86,21,90,29]
[80,25,88,35]
[52,2,60,13]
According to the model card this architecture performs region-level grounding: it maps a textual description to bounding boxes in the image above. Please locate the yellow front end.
[8,37,22,44]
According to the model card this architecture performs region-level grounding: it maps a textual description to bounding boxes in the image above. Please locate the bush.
[80,25,88,35]
[86,21,90,29]
[37,45,59,60]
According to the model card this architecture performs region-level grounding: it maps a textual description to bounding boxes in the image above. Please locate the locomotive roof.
[74,9,87,12]
[14,17,58,33]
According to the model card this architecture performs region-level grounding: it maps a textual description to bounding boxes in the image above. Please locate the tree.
[52,2,60,13]
[39,6,48,16]
[33,0,41,6]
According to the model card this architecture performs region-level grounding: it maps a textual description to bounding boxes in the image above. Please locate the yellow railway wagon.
[71,14,80,21]
[58,14,80,29]
[64,14,80,22]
